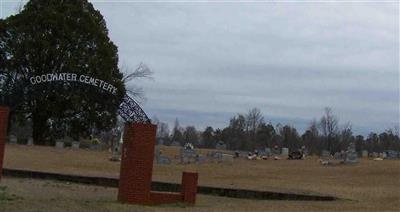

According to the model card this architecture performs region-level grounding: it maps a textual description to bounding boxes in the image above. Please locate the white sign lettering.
[29,73,118,95]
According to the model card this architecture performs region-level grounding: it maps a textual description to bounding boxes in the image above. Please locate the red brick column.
[181,172,198,205]
[0,107,10,181]
[118,123,157,205]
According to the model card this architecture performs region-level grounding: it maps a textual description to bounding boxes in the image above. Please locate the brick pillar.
[0,107,9,181]
[181,172,198,205]
[118,123,157,205]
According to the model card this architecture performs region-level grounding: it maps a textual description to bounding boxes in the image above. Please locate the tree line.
[153,107,400,155]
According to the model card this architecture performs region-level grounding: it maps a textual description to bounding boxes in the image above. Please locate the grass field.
[1,144,400,211]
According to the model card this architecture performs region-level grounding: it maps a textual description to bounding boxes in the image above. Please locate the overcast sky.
[1,1,399,135]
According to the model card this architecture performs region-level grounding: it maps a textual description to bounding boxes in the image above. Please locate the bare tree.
[339,122,353,150]
[319,107,339,153]
[393,125,400,137]
[157,122,170,138]
[319,107,339,138]
[121,62,153,103]
[245,108,264,133]
[309,119,319,137]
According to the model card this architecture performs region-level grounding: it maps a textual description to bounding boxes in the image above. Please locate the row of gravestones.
[321,143,358,164]
[8,135,33,145]
[154,143,234,165]
[8,134,106,151]
[369,151,400,159]
[160,140,296,159]
[322,148,400,160]
[234,147,291,158]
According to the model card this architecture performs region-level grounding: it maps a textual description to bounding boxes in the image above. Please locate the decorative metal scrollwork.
[5,74,151,124]
[118,94,151,124]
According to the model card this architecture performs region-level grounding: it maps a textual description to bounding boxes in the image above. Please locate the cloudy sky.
[1,1,399,135]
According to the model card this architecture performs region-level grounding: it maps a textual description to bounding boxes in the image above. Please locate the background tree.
[366,133,380,153]
[255,123,275,149]
[183,126,199,146]
[171,118,184,145]
[201,126,215,148]
[302,119,320,155]
[121,62,153,103]
[225,114,247,150]
[0,0,126,144]
[338,123,354,152]
[279,124,301,151]
[245,108,264,132]
[319,107,339,153]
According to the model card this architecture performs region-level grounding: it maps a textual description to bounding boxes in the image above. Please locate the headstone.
[158,138,165,145]
[301,146,308,158]
[215,141,227,150]
[196,155,206,164]
[208,151,224,161]
[271,145,280,155]
[155,147,171,165]
[321,150,330,158]
[180,143,197,164]
[334,152,344,160]
[265,148,271,156]
[220,153,234,164]
[281,148,289,157]
[27,137,33,146]
[9,135,17,144]
[344,142,358,164]
[55,140,64,149]
[110,143,121,161]
[386,150,399,159]
[71,141,80,150]
[90,144,102,151]
[256,150,266,157]
[361,150,368,158]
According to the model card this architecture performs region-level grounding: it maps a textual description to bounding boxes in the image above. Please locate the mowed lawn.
[1,144,400,211]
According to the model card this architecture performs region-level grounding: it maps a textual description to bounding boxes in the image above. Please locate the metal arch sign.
[29,73,118,95]
[28,72,151,124]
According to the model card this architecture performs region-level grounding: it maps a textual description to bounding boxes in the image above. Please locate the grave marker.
[361,150,368,158]
[281,148,289,157]
[9,135,17,144]
[55,140,64,149]
[27,137,34,146]
[71,141,80,149]
[344,142,358,164]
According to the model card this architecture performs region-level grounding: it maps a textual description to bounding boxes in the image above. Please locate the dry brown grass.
[1,144,400,211]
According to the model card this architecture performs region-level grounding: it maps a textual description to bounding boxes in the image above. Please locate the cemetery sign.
[29,73,118,95]
[28,73,150,124]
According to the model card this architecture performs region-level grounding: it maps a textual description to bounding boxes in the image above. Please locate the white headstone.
[265,147,271,154]
[321,150,330,157]
[55,140,64,149]
[110,143,121,161]
[344,142,358,164]
[27,137,33,146]
[71,141,80,150]
[281,148,289,156]
[362,150,368,158]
